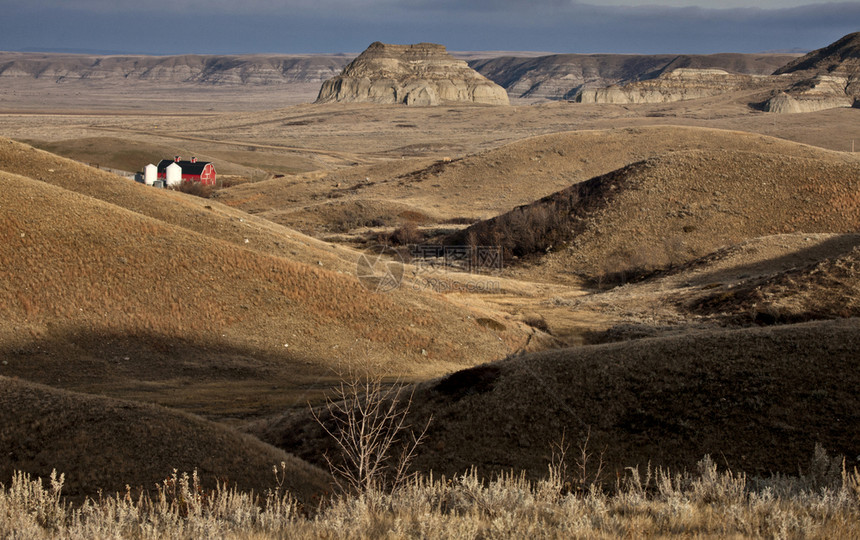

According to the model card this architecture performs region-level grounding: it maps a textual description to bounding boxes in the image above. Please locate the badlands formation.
[316,42,510,106]
[576,67,767,104]
[579,32,860,113]
[764,31,860,113]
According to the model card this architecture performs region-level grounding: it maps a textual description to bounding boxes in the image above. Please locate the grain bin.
[144,163,158,186]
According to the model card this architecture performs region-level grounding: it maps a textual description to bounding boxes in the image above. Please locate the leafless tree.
[311,376,430,495]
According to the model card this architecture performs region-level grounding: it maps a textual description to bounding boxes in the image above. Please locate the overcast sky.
[0,0,857,55]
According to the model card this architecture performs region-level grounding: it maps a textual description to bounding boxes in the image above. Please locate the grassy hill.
[217,126,857,236]
[251,318,860,482]
[0,141,533,417]
[443,136,860,280]
[0,376,331,502]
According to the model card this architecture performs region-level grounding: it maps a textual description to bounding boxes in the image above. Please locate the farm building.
[155,156,216,186]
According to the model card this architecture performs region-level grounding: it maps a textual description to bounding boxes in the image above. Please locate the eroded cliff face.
[763,91,854,114]
[315,42,509,106]
[0,52,349,85]
[470,53,798,101]
[568,33,860,114]
[576,68,767,104]
[763,32,860,114]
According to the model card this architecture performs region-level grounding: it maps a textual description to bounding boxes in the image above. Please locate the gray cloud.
[5,0,858,15]
[0,0,857,54]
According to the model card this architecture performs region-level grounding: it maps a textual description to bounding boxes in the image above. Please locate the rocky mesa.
[315,42,509,106]
[573,32,860,113]
[764,31,860,113]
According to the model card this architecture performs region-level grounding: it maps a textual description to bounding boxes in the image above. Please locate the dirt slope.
[252,318,860,482]
[0,376,330,502]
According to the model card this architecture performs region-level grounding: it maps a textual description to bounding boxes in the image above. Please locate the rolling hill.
[0,140,535,417]
[444,133,860,280]
[0,376,331,502]
[218,126,849,234]
[249,317,860,482]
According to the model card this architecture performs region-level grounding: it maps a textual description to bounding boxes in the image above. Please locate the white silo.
[166,162,182,187]
[144,163,158,185]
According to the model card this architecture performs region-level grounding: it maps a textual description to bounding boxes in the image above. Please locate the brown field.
[1,49,859,537]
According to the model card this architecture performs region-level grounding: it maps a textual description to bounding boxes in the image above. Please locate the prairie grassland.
[2,450,859,539]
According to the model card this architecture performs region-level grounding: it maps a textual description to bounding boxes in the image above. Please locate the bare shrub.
[175,181,214,199]
[310,376,430,495]
[521,313,550,333]
[388,222,424,246]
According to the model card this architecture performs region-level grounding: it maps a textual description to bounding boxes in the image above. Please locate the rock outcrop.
[764,32,860,114]
[315,42,509,106]
[763,87,855,114]
[469,53,799,101]
[571,32,860,113]
[0,52,350,85]
[576,68,767,104]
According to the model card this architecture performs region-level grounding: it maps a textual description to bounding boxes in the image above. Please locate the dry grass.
[2,449,859,539]
[2,78,860,540]
[0,144,533,417]
[0,377,331,503]
[252,318,860,484]
[448,145,860,280]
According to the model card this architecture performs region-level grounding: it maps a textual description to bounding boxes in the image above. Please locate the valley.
[0,33,859,536]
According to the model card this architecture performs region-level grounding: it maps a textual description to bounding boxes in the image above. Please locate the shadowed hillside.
[692,243,860,324]
[250,318,860,482]
[0,376,331,502]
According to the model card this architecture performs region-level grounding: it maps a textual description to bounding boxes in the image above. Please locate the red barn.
[156,156,217,186]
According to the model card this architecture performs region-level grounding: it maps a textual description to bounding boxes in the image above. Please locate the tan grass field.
[0,141,540,419]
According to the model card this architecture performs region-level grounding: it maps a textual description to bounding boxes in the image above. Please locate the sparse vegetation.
[2,447,859,538]
[388,221,425,245]
[175,180,215,198]
[3,36,860,540]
